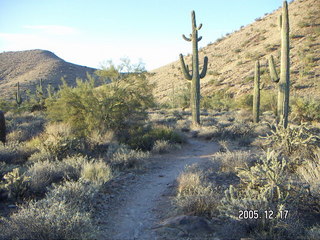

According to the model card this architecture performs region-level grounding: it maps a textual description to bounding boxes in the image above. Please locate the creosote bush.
[46,73,154,138]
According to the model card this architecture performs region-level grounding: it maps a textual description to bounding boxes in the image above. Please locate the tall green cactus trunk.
[179,11,208,125]
[268,0,290,128]
[253,61,261,123]
[0,111,6,145]
[15,82,22,106]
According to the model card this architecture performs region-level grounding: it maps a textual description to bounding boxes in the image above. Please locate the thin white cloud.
[23,25,78,35]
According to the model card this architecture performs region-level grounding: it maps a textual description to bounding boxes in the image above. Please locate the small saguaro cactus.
[179,10,208,125]
[15,82,22,106]
[253,60,263,123]
[268,0,290,128]
[0,110,6,145]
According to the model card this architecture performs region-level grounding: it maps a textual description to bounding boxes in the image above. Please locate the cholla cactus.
[179,11,208,125]
[2,168,30,200]
[268,0,290,128]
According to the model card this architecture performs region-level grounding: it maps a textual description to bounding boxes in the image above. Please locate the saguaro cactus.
[179,10,208,125]
[268,0,290,128]
[0,111,6,145]
[15,82,22,106]
[253,60,261,123]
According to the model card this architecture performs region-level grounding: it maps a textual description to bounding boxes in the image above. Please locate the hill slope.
[149,0,320,103]
[0,49,96,99]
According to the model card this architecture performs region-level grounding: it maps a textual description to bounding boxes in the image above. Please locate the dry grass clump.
[151,140,174,154]
[81,160,112,185]
[176,171,220,217]
[212,150,255,173]
[107,144,150,169]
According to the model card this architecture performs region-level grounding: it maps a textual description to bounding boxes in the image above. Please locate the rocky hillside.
[0,49,96,99]
[149,0,320,103]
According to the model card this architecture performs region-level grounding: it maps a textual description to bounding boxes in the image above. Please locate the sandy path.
[98,139,219,240]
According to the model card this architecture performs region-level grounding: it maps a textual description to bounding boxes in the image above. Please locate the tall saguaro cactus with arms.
[268,0,290,128]
[179,10,208,125]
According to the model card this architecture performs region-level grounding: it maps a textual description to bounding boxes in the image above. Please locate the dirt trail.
[98,139,219,240]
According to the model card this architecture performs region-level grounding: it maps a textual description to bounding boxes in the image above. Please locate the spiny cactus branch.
[197,24,202,31]
[197,36,202,42]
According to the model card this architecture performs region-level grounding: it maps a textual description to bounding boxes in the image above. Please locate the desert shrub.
[260,90,277,114]
[107,144,150,169]
[195,126,221,140]
[219,149,305,239]
[36,122,86,160]
[151,140,173,154]
[221,121,254,140]
[200,90,235,111]
[45,180,99,212]
[213,150,255,173]
[297,156,320,213]
[261,123,319,164]
[176,171,220,217]
[46,72,154,138]
[237,94,253,110]
[26,159,81,196]
[0,168,30,201]
[81,160,112,185]
[5,112,45,142]
[0,141,28,164]
[123,125,186,151]
[0,196,98,240]
[307,225,320,240]
[291,97,320,122]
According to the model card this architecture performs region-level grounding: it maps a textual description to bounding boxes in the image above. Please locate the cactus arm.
[179,54,192,80]
[182,34,192,42]
[197,36,202,42]
[278,14,282,30]
[197,24,202,30]
[200,56,208,79]
[268,55,280,82]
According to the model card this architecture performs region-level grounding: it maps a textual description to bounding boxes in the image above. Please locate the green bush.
[201,90,235,111]
[237,94,253,110]
[260,90,277,114]
[291,97,320,122]
[123,125,186,151]
[46,73,154,138]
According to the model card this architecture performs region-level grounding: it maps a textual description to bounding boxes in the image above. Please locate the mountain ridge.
[0,49,96,100]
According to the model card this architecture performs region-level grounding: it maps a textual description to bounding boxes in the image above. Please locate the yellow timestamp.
[238,210,289,220]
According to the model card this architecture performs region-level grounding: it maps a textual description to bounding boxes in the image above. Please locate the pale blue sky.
[0,0,284,70]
